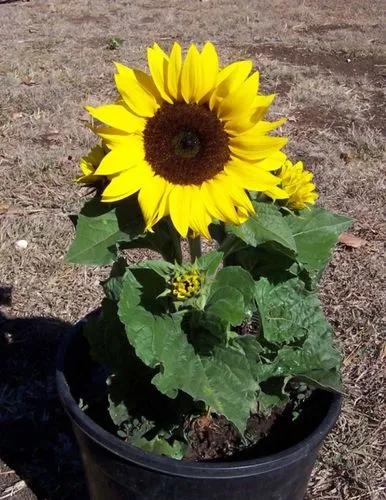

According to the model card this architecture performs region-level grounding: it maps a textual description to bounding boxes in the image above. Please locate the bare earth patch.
[0,1,385,498]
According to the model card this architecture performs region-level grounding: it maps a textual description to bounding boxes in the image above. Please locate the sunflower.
[77,144,106,184]
[276,159,318,210]
[85,42,289,238]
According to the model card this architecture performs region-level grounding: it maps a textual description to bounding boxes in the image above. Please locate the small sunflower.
[276,159,318,210]
[77,144,106,184]
[172,269,202,300]
[85,42,289,238]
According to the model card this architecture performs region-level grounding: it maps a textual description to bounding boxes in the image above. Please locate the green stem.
[188,236,202,263]
[167,219,183,264]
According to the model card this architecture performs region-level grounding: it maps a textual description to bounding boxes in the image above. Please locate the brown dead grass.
[0,0,385,498]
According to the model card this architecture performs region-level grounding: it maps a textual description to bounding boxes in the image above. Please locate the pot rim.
[56,317,342,479]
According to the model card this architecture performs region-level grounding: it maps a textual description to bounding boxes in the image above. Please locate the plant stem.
[188,236,202,263]
[167,219,183,264]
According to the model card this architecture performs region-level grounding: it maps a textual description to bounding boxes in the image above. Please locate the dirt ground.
[0,0,385,498]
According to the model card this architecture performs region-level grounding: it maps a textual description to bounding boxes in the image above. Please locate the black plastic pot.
[56,319,342,500]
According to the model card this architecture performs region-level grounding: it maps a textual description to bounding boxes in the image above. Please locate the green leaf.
[227,202,297,254]
[118,274,259,432]
[257,390,289,415]
[83,299,130,373]
[257,375,290,415]
[132,259,174,278]
[206,286,245,326]
[254,277,341,390]
[196,251,223,276]
[132,436,187,459]
[206,266,256,326]
[231,243,298,283]
[108,393,131,427]
[66,197,145,265]
[286,207,351,280]
[103,258,127,301]
[183,310,228,355]
[254,278,330,344]
[272,334,341,391]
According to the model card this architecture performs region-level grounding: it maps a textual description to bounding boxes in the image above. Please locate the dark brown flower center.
[143,102,230,185]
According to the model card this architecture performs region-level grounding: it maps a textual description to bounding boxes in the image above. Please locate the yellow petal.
[225,161,287,197]
[114,62,160,99]
[197,42,219,103]
[80,159,95,177]
[76,173,100,184]
[226,116,285,136]
[209,60,252,111]
[167,42,183,100]
[253,151,287,171]
[95,139,144,175]
[230,135,288,161]
[91,126,133,149]
[169,185,191,237]
[189,187,212,239]
[101,162,152,201]
[200,183,224,221]
[114,69,159,117]
[217,174,254,215]
[223,94,276,134]
[217,71,259,121]
[263,185,290,200]
[138,175,170,230]
[180,44,202,104]
[147,43,173,104]
[85,104,146,133]
[250,95,276,123]
[203,178,240,224]
[242,118,286,135]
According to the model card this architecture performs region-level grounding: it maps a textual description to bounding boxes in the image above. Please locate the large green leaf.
[254,277,341,391]
[286,207,351,279]
[67,197,145,265]
[254,278,330,344]
[271,333,342,391]
[118,271,259,432]
[226,202,297,254]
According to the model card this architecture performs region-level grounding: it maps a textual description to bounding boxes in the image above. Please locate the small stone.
[15,239,28,249]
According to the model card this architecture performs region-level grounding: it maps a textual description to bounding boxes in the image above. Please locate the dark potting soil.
[183,408,282,460]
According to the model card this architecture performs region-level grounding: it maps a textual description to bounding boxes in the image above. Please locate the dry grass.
[0,0,385,498]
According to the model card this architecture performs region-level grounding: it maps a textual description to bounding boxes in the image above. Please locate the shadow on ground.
[0,312,88,499]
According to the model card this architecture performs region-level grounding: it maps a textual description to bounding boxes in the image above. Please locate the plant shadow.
[0,311,88,499]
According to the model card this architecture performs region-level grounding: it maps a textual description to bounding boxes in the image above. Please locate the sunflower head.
[84,42,289,238]
[277,160,318,210]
